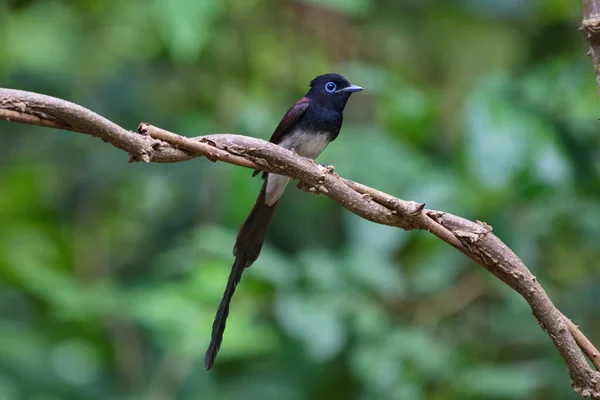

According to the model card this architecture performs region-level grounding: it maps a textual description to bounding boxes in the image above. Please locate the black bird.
[204,73,363,370]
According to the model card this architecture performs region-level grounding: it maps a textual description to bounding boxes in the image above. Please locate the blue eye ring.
[325,82,337,93]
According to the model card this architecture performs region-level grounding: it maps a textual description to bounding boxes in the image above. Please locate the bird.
[204,73,363,370]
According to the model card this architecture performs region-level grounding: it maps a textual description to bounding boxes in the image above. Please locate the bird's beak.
[336,84,364,93]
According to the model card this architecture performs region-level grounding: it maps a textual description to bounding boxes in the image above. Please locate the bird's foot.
[318,163,335,174]
[316,163,337,181]
[296,180,329,195]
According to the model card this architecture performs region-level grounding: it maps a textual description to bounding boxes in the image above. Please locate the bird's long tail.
[204,181,278,370]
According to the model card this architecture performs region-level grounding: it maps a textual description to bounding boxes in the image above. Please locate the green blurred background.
[0,0,599,399]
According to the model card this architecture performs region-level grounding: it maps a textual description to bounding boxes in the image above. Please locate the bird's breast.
[277,129,332,159]
[264,129,332,205]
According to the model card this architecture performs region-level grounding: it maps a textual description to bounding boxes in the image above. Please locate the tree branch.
[583,0,600,99]
[1,87,599,398]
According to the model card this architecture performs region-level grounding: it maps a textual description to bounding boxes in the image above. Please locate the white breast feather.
[264,129,330,205]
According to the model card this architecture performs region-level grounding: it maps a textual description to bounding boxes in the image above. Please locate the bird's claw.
[317,163,336,175]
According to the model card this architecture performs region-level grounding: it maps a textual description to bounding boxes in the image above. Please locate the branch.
[583,0,600,99]
[2,88,600,398]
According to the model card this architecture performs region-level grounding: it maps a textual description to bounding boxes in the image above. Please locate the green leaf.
[275,293,347,360]
[298,0,372,16]
[458,364,543,398]
[0,374,19,400]
[152,0,221,61]
[50,339,101,386]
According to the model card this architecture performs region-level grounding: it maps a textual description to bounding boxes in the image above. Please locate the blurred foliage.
[0,0,599,399]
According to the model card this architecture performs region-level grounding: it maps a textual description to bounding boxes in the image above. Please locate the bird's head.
[307,73,363,111]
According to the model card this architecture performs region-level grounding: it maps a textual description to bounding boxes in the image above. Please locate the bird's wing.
[252,97,310,178]
[268,96,310,144]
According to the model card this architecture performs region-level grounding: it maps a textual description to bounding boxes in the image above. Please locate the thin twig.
[566,316,600,370]
[582,0,600,100]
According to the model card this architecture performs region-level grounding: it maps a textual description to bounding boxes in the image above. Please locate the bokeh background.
[1,0,599,399]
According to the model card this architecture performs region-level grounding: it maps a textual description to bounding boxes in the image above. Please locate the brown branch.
[1,87,600,398]
[579,0,600,376]
[583,0,600,99]
[567,316,600,371]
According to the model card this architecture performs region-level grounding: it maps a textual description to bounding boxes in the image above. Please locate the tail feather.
[234,182,279,261]
[204,255,246,370]
[204,182,278,370]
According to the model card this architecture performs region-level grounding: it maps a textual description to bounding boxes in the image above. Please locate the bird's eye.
[325,82,337,93]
